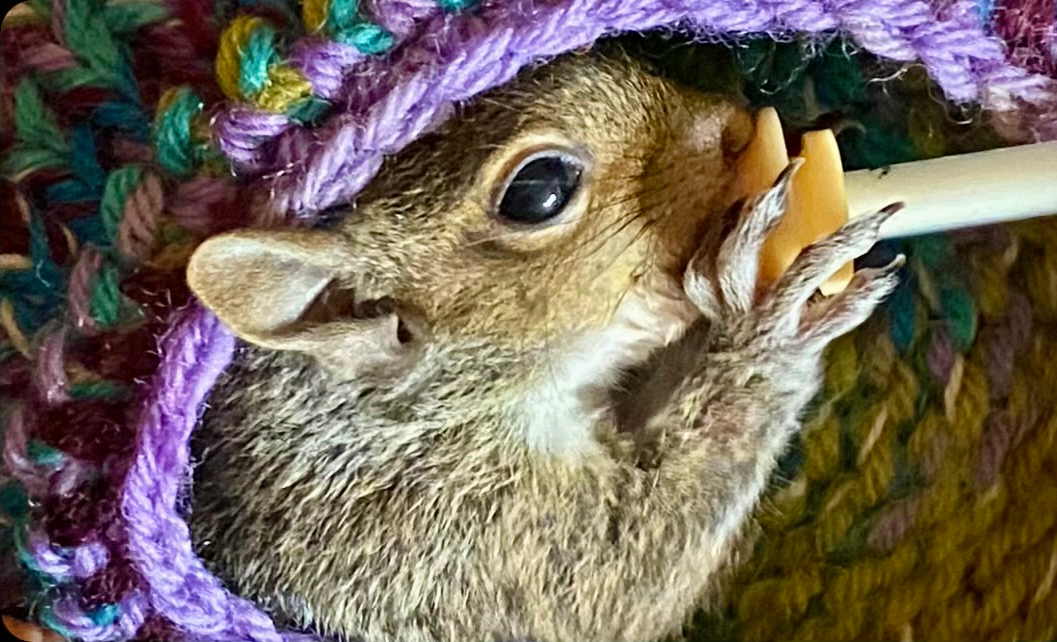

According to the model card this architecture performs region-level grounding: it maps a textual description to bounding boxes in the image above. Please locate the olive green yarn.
[666,36,1057,642]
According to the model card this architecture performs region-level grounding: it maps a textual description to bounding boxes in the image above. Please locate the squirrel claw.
[684,191,901,354]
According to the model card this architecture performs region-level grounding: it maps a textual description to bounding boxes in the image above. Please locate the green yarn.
[907,235,952,270]
[810,45,867,109]
[64,0,137,97]
[940,286,978,350]
[99,166,145,245]
[12,81,66,152]
[89,262,122,328]
[102,1,170,35]
[154,88,204,177]
[736,37,816,101]
[4,80,69,177]
[67,380,129,400]
[0,481,29,521]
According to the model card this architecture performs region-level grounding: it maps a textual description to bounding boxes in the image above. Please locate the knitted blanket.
[1,0,1055,640]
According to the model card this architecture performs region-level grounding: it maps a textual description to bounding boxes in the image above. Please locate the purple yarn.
[44,593,149,642]
[114,305,327,641]
[363,0,440,40]
[927,327,957,387]
[117,304,286,641]
[214,109,294,169]
[212,0,1057,218]
[289,39,367,100]
[21,529,108,580]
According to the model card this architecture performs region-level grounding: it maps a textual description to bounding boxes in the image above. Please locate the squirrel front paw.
[684,162,905,357]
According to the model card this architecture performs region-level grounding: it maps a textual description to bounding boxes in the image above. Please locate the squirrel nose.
[721,106,755,163]
[683,100,755,163]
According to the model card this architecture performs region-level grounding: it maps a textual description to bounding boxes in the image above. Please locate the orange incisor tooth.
[734,107,853,295]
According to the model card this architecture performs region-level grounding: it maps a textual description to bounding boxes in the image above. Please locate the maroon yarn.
[79,561,144,613]
[33,398,132,465]
[994,0,1057,76]
[42,479,117,548]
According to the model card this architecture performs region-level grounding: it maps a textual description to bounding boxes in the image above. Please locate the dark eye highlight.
[496,153,583,225]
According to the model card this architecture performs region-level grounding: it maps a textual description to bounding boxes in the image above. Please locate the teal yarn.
[436,0,477,11]
[26,441,66,468]
[239,21,278,98]
[1,482,30,521]
[12,526,65,583]
[92,101,151,141]
[66,216,111,250]
[328,0,361,33]
[335,21,395,54]
[87,603,122,627]
[155,88,205,177]
[323,0,396,54]
[39,607,76,640]
[0,212,67,338]
[888,276,919,353]
[99,166,146,245]
[287,95,331,125]
[49,124,107,205]
[939,286,978,350]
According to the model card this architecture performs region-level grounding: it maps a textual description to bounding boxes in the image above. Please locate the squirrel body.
[186,50,902,642]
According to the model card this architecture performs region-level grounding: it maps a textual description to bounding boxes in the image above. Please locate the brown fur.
[186,50,902,642]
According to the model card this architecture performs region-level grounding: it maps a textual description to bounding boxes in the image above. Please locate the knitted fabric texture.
[1,0,1056,641]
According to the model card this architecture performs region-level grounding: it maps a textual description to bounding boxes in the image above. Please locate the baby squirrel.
[186,48,904,642]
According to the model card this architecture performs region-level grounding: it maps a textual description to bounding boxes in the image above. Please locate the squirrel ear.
[187,229,417,378]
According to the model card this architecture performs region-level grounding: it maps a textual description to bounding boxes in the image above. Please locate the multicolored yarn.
[208,0,1057,219]
[682,218,1057,642]
[2,0,242,638]
[657,40,1057,642]
[1,0,1056,641]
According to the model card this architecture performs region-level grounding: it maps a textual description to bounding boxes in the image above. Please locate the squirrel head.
[188,52,753,383]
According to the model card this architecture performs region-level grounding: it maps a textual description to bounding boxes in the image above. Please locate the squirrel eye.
[496,153,583,225]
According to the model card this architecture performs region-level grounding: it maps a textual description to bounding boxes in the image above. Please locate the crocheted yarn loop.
[209,0,1057,219]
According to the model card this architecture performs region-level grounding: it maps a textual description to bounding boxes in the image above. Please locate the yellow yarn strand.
[1,298,32,357]
[303,0,328,34]
[256,65,313,113]
[215,15,265,101]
